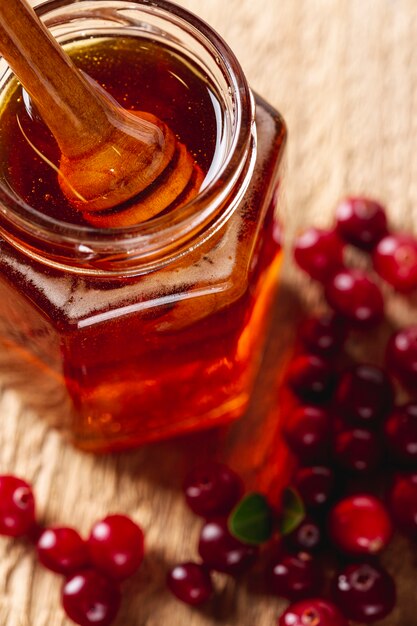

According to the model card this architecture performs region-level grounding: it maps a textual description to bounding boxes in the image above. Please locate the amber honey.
[0,37,219,225]
[0,1,286,452]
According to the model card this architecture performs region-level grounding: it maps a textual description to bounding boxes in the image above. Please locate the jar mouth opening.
[0,0,255,266]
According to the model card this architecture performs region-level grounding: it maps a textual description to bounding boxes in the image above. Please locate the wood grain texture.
[1,1,417,624]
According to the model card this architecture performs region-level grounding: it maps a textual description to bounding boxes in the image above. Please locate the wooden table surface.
[1,1,417,624]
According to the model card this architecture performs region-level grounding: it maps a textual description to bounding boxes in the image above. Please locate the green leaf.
[277,487,305,535]
[228,492,274,545]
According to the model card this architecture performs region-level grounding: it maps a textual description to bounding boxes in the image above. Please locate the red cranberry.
[286,355,335,404]
[387,472,417,539]
[293,228,344,282]
[293,466,335,509]
[62,569,121,626]
[167,562,213,606]
[284,406,331,463]
[335,197,388,251]
[335,364,394,425]
[325,269,384,326]
[278,598,348,626]
[298,313,347,357]
[198,518,257,575]
[0,475,35,537]
[37,527,89,575]
[333,427,382,473]
[384,403,417,466]
[88,514,144,581]
[329,494,393,556]
[285,516,322,553]
[183,463,243,517]
[267,550,322,600]
[332,562,396,623]
[373,233,417,293]
[386,326,417,390]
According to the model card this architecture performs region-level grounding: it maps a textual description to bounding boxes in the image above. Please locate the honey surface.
[0,37,220,226]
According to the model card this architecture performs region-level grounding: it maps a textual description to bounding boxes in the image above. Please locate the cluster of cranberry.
[294,196,417,308]
[279,197,417,624]
[166,197,417,625]
[167,463,253,603]
[0,475,144,626]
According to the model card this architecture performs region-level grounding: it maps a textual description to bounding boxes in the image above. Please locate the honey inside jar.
[0,37,220,226]
[0,1,286,452]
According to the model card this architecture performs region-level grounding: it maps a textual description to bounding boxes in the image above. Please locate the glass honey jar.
[0,0,286,452]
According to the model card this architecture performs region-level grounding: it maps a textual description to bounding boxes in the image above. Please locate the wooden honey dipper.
[0,0,204,227]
